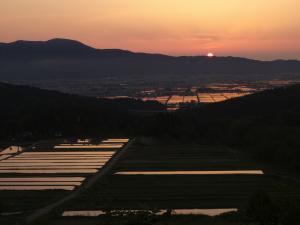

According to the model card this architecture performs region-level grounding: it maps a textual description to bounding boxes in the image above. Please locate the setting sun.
[207,53,214,57]
[1,0,300,59]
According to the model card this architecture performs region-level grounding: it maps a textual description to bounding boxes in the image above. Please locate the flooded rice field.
[2,138,300,224]
[54,144,123,149]
[57,140,300,215]
[21,151,116,155]
[114,170,264,175]
[0,186,77,191]
[0,169,100,174]
[62,208,238,217]
[143,92,251,110]
[0,163,105,166]
[4,159,109,163]
[102,139,130,143]
[0,138,128,193]
[0,177,85,181]
[0,138,132,224]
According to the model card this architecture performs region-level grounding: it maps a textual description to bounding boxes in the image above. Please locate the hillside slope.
[146,85,300,170]
[0,82,164,139]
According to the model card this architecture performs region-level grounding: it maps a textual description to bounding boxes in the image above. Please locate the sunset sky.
[1,0,300,59]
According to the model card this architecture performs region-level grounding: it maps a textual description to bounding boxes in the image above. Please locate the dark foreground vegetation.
[1,82,300,170]
[36,192,299,225]
[98,195,300,225]
[0,82,164,139]
[0,192,299,225]
[145,85,300,172]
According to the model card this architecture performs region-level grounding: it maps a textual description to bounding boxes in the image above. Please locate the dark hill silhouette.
[145,85,300,170]
[1,80,299,171]
[0,38,136,59]
[0,82,164,139]
[1,38,300,80]
[192,85,300,118]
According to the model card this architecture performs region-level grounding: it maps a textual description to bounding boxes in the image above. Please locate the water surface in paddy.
[4,159,109,163]
[0,146,23,155]
[172,209,238,216]
[8,155,111,158]
[0,166,101,169]
[0,163,105,166]
[21,152,116,155]
[54,144,123,149]
[9,158,110,162]
[0,155,10,161]
[17,156,114,159]
[59,144,93,146]
[0,169,98,174]
[14,156,113,159]
[0,177,85,181]
[0,181,82,186]
[102,139,129,143]
[0,186,75,190]
[62,208,238,217]
[114,170,264,175]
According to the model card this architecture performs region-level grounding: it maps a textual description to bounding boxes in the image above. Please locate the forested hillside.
[146,85,300,170]
[0,82,164,139]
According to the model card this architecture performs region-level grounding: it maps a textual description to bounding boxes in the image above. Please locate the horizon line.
[1,37,299,62]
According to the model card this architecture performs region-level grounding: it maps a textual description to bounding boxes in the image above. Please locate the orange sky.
[1,0,300,59]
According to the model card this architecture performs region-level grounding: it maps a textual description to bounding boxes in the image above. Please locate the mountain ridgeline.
[1,38,300,80]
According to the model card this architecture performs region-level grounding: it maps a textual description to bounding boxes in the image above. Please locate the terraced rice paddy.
[198,92,250,103]
[102,139,130,143]
[77,139,91,143]
[54,144,124,149]
[58,141,300,215]
[0,155,11,161]
[0,146,23,155]
[142,96,170,105]
[62,208,238,217]
[145,92,251,110]
[168,95,184,104]
[182,96,198,103]
[0,138,129,214]
[0,151,114,176]
[0,146,23,161]
[114,170,264,175]
[0,149,118,188]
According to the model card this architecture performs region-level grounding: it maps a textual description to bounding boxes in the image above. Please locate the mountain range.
[1,38,300,80]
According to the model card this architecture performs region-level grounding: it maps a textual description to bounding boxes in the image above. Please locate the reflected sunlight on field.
[0,138,129,191]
